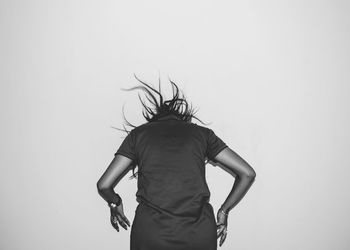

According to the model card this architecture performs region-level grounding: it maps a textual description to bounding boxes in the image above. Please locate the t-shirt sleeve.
[206,128,228,163]
[114,129,137,162]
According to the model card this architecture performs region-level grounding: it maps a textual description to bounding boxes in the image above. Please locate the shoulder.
[132,122,150,134]
[190,122,211,134]
[128,122,155,140]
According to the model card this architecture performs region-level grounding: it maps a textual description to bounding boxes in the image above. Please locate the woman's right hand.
[216,208,228,247]
[110,200,131,232]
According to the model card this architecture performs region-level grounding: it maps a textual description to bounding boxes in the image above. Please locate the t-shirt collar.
[157,113,182,121]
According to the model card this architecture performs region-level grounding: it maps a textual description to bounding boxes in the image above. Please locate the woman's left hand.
[110,200,131,232]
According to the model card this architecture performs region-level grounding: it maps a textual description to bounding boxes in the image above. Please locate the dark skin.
[97,155,133,231]
[97,147,256,246]
[213,147,256,246]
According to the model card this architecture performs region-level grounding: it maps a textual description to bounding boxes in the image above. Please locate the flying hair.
[112,73,210,179]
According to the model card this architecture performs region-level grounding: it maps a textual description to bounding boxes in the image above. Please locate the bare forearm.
[220,174,255,214]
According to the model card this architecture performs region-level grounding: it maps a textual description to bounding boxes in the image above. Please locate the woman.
[97,74,256,250]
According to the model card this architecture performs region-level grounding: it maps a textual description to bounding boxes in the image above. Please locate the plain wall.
[1,0,349,249]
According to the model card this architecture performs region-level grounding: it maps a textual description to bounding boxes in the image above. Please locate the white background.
[1,0,349,249]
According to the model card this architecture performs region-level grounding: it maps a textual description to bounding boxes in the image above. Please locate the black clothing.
[115,113,228,250]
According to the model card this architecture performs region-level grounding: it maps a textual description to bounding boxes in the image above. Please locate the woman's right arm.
[213,147,256,214]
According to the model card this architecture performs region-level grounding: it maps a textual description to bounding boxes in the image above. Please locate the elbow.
[96,181,107,193]
[241,169,256,181]
[97,179,115,194]
[247,169,256,180]
[96,182,102,193]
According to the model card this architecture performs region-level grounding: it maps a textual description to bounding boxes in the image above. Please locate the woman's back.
[115,113,228,250]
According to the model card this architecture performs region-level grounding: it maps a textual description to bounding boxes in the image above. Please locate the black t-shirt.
[114,115,228,215]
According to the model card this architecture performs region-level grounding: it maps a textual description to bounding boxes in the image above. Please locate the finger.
[120,214,130,227]
[217,225,224,233]
[220,229,227,245]
[217,227,225,238]
[111,215,119,230]
[119,219,128,230]
[123,216,131,227]
[217,225,227,238]
[111,215,118,224]
[113,222,119,231]
[222,230,227,243]
[217,224,224,231]
[112,223,120,232]
[117,215,128,230]
[219,230,227,246]
[111,216,119,232]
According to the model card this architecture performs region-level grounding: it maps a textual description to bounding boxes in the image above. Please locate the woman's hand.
[216,208,228,247]
[110,200,131,232]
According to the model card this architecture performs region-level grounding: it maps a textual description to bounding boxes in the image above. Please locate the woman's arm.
[96,154,134,204]
[213,147,256,214]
